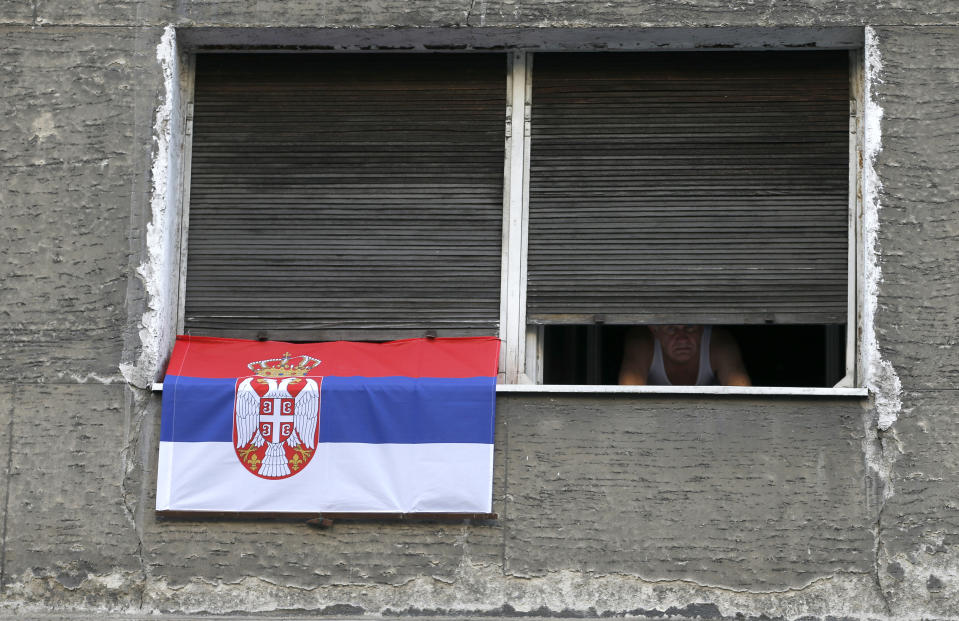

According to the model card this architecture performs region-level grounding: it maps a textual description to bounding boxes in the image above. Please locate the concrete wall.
[1,2,958,618]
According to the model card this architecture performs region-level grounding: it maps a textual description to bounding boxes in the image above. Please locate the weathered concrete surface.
[879,391,959,616]
[0,26,164,385]
[0,2,33,24]
[871,26,959,393]
[33,1,175,26]
[501,396,873,590]
[126,396,882,618]
[0,387,12,591]
[0,389,885,617]
[868,26,959,619]
[1,385,143,612]
[7,1,959,27]
[459,1,959,29]
[1,5,959,621]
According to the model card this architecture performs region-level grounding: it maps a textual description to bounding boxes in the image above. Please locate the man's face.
[650,325,703,364]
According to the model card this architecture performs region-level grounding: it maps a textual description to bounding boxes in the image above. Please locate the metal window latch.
[185,102,195,136]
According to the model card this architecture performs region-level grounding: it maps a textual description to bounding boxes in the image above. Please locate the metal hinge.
[185,102,195,136]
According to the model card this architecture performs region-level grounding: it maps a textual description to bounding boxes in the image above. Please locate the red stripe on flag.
[165,335,500,380]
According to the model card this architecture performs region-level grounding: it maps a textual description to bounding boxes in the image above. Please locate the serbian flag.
[157,336,499,514]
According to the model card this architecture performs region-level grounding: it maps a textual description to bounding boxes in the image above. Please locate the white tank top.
[647,326,717,386]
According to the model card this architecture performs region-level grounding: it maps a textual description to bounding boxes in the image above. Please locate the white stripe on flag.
[156,441,494,513]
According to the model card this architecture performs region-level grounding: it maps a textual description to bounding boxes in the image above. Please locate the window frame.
[498,50,864,390]
[172,46,867,394]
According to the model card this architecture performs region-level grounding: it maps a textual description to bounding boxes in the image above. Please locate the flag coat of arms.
[157,336,499,513]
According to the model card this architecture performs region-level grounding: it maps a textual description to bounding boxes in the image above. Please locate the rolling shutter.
[527,51,849,325]
[184,54,506,340]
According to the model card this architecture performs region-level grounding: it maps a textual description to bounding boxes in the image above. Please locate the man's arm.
[619,327,654,385]
[709,327,751,386]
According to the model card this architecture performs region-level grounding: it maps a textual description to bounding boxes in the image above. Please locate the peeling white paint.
[56,372,124,384]
[139,563,887,619]
[31,112,58,142]
[120,25,181,390]
[85,573,131,590]
[862,26,902,433]
[0,570,143,615]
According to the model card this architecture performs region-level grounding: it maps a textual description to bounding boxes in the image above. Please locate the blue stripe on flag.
[161,376,235,443]
[160,375,495,445]
[320,376,495,444]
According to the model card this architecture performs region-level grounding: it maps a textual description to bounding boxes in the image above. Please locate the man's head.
[649,325,704,364]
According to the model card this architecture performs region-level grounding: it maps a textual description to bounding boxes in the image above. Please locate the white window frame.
[497,49,866,394]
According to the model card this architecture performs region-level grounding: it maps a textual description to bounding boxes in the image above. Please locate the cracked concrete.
[0,400,13,597]
[119,387,152,611]
[465,0,489,27]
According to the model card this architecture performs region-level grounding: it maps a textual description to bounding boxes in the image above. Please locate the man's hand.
[618,326,653,385]
[710,327,751,386]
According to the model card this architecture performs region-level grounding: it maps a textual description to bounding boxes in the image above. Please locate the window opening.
[542,325,846,387]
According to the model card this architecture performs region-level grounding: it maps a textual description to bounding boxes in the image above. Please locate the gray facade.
[1,2,958,619]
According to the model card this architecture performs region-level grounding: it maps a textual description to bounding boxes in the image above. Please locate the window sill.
[495,384,868,397]
[152,382,867,397]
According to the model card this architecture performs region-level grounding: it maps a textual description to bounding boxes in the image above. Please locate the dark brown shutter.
[527,51,849,325]
[184,54,506,340]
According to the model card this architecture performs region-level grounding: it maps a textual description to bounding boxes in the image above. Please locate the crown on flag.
[248,352,321,378]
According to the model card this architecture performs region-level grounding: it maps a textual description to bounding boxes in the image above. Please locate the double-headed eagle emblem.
[233,353,321,479]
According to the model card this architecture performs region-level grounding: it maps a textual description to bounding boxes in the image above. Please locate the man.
[619,325,751,386]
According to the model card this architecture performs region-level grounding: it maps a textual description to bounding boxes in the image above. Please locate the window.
[182,54,506,341]
[178,49,858,389]
[522,52,852,387]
